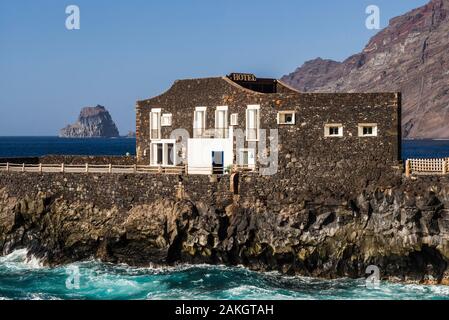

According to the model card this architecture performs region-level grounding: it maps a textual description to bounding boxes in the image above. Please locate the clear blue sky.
[0,0,428,136]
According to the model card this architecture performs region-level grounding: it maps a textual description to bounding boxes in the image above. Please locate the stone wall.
[2,170,449,283]
[0,156,402,213]
[0,172,231,210]
[38,155,135,165]
[0,156,136,165]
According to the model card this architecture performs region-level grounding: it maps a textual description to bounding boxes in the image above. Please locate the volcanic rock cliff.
[281,0,449,139]
[59,105,120,138]
[1,171,449,284]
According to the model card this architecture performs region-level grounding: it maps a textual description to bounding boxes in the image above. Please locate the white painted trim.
[277,111,296,125]
[193,108,207,138]
[238,148,256,169]
[161,113,172,126]
[149,110,161,140]
[246,106,260,141]
[215,107,228,138]
[324,123,344,137]
[150,139,177,167]
[358,123,378,137]
[230,113,238,126]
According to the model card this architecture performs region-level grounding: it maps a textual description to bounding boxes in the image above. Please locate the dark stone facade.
[136,76,401,180]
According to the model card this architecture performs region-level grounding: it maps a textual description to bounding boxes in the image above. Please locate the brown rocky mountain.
[281,0,449,139]
[59,105,120,138]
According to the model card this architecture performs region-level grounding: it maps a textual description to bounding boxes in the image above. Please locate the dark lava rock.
[59,105,120,138]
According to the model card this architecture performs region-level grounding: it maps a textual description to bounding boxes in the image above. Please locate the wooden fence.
[0,163,186,175]
[0,163,258,175]
[405,158,449,177]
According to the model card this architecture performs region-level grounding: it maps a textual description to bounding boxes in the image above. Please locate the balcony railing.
[193,128,229,139]
[246,128,258,140]
[150,129,161,140]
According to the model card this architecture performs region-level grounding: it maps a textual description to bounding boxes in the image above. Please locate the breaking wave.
[0,250,449,300]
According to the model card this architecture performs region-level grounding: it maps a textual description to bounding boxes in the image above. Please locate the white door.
[240,149,255,169]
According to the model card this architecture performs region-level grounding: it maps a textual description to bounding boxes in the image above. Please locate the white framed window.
[277,111,296,125]
[246,105,260,141]
[193,107,207,138]
[238,148,256,170]
[150,108,161,140]
[215,106,228,138]
[150,140,176,166]
[358,123,378,137]
[230,113,238,126]
[161,113,172,126]
[324,124,343,137]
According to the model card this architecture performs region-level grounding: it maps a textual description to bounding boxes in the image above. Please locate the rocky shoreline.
[1,172,449,284]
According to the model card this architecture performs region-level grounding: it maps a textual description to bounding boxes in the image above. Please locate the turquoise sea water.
[2,138,449,300]
[1,250,449,300]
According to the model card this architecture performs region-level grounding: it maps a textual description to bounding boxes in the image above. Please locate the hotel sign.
[229,73,257,82]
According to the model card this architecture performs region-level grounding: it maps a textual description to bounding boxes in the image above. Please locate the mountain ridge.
[281,0,449,138]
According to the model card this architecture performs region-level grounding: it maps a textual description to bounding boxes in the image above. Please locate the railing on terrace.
[0,163,258,175]
[405,158,449,177]
[0,163,186,175]
[193,128,230,139]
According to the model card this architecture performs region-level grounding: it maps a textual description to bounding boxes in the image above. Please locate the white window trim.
[193,107,207,138]
[277,111,296,125]
[246,105,260,141]
[161,113,172,127]
[150,139,177,167]
[150,108,162,140]
[324,123,344,137]
[238,148,256,170]
[230,113,238,126]
[215,106,228,138]
[358,123,378,137]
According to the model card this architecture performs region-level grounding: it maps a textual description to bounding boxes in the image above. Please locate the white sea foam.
[0,249,44,269]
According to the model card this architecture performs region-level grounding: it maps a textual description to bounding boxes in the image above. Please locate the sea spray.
[1,259,449,300]
[0,249,44,270]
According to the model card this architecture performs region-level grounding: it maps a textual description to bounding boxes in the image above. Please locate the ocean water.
[1,137,449,300]
[402,139,449,159]
[0,137,449,159]
[0,250,448,300]
[0,137,136,158]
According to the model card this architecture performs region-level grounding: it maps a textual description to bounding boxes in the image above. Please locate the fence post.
[443,159,447,175]
[61,163,65,173]
[22,163,25,172]
[184,164,188,175]
[85,163,89,173]
[133,164,137,173]
[39,163,42,173]
[109,164,112,173]
[405,159,411,178]
[6,162,9,172]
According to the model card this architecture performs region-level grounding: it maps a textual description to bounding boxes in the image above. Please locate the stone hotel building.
[135,73,401,176]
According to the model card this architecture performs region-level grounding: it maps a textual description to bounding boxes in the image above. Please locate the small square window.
[230,113,238,126]
[358,124,377,137]
[161,114,172,126]
[277,111,295,125]
[324,124,343,137]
